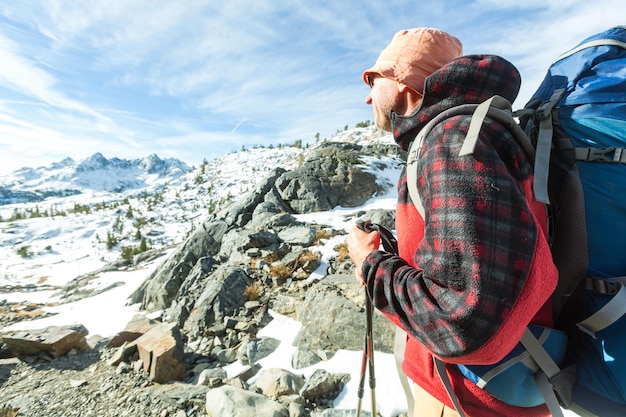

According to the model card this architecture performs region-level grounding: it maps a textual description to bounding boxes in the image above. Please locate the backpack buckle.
[585,277,620,295]
[587,147,619,162]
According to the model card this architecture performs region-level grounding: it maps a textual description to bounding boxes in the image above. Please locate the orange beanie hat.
[363,28,463,94]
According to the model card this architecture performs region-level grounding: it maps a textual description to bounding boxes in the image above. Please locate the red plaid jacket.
[361,55,558,417]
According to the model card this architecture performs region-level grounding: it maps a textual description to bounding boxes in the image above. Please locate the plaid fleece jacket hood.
[362,55,558,416]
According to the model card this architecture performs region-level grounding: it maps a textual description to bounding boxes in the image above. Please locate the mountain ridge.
[0,153,191,205]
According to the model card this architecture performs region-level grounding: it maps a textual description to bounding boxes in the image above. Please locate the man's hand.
[347,222,380,285]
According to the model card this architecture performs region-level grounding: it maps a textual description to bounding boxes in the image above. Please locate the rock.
[358,208,396,232]
[294,275,396,353]
[196,367,227,387]
[244,337,280,365]
[147,382,210,410]
[291,347,322,369]
[70,379,87,388]
[1,324,89,358]
[299,369,341,403]
[0,357,20,384]
[130,220,230,311]
[107,314,158,347]
[135,322,186,383]
[277,227,317,246]
[205,385,288,417]
[252,368,305,399]
[182,266,251,336]
[273,142,386,213]
[218,168,288,227]
[107,341,138,367]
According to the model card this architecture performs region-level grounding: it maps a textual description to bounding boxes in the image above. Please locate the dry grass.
[243,282,262,301]
[298,250,318,263]
[269,264,294,280]
[0,404,19,417]
[314,229,333,245]
[334,242,350,262]
[263,252,280,263]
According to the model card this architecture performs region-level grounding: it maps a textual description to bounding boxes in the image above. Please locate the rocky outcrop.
[131,142,400,314]
[273,143,381,213]
[129,219,230,312]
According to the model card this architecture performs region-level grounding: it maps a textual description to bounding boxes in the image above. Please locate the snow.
[0,127,579,416]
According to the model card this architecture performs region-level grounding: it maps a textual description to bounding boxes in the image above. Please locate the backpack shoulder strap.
[531,89,565,204]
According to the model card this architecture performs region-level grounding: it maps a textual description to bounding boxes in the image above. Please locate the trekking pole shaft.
[356,336,367,417]
[366,291,377,416]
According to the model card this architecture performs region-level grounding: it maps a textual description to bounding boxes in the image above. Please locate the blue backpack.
[400,25,626,417]
[514,25,626,416]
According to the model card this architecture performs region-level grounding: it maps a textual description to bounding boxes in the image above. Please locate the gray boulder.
[205,385,288,417]
[294,275,396,353]
[274,143,383,213]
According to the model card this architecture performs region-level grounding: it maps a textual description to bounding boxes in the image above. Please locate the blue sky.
[0,1,623,174]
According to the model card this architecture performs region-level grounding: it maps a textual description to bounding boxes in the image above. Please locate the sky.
[0,0,624,174]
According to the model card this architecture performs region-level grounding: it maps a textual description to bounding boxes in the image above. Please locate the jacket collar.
[390,54,521,151]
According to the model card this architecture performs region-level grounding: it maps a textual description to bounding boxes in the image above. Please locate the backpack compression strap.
[578,276,626,337]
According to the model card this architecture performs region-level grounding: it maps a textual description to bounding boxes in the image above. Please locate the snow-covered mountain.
[0,153,191,205]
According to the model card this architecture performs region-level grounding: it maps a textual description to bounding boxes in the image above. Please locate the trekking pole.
[356,285,377,417]
[356,322,368,416]
[355,220,383,417]
[366,287,377,416]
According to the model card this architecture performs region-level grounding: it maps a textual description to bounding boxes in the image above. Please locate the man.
[347,28,558,417]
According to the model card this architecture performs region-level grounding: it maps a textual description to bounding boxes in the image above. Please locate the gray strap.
[575,147,626,163]
[520,328,561,378]
[394,328,414,416]
[554,38,626,64]
[533,89,564,204]
[460,96,512,156]
[520,328,565,417]
[434,358,467,417]
[407,138,426,219]
[534,372,565,417]
[578,277,626,337]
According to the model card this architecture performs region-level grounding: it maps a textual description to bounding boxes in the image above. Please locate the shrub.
[17,245,34,258]
[120,246,134,262]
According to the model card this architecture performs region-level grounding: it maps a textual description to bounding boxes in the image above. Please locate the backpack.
[398,25,626,417]
[515,25,626,417]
